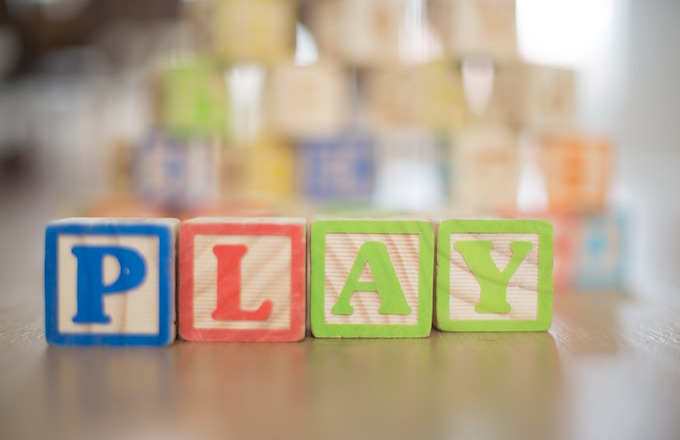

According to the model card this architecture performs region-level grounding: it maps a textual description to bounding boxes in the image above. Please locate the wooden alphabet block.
[265,63,350,138]
[155,59,228,139]
[429,0,517,60]
[488,62,576,130]
[366,64,467,131]
[135,132,221,211]
[572,214,627,290]
[298,132,374,203]
[451,125,520,214]
[539,135,612,214]
[45,218,179,346]
[213,0,296,64]
[435,219,553,331]
[179,218,306,341]
[310,219,434,338]
[336,0,405,66]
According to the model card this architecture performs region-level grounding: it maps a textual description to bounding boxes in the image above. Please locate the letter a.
[212,244,273,321]
[71,245,146,324]
[331,241,411,316]
[454,240,533,314]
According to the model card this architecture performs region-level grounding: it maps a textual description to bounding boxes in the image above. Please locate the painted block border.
[179,220,306,342]
[311,219,434,338]
[45,221,175,346]
[435,219,553,332]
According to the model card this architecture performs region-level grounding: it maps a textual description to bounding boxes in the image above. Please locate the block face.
[179,218,306,342]
[45,219,178,346]
[436,220,552,332]
[311,220,434,338]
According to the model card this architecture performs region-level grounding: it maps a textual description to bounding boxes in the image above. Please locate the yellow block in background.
[214,0,296,64]
[239,134,295,202]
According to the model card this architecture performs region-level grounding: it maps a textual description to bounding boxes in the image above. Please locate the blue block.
[573,213,628,290]
[45,219,179,346]
[299,133,374,202]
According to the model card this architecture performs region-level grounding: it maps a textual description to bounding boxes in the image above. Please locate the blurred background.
[0,0,678,300]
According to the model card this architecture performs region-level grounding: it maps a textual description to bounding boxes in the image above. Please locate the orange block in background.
[539,135,613,214]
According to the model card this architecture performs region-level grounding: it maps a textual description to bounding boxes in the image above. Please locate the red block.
[179,218,306,341]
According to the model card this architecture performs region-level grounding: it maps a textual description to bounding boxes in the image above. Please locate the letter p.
[71,245,146,324]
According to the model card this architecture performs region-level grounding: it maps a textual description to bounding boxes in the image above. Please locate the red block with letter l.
[179,218,306,341]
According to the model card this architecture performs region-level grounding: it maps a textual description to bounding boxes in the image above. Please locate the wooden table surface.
[1,191,680,440]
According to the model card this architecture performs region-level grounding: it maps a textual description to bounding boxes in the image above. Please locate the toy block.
[135,132,220,212]
[374,129,449,211]
[488,62,576,130]
[179,218,306,342]
[305,0,342,60]
[265,63,350,138]
[539,134,612,214]
[213,0,296,64]
[435,219,553,331]
[310,219,434,338]
[238,134,295,202]
[298,132,374,203]
[366,64,467,131]
[429,0,517,61]
[155,59,228,139]
[336,0,405,66]
[572,214,627,290]
[44,218,179,346]
[451,125,520,213]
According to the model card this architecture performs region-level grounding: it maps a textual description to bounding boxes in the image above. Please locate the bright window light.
[517,0,614,68]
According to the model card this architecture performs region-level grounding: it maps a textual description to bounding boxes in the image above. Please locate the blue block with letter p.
[45,218,179,346]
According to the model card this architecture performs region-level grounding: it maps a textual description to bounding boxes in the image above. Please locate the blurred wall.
[580,0,680,302]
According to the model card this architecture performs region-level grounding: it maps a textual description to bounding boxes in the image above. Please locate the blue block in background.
[45,219,178,346]
[298,133,374,203]
[134,131,219,212]
[573,213,629,290]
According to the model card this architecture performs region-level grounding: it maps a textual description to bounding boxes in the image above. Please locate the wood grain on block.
[324,233,421,325]
[429,0,517,60]
[311,219,434,338]
[179,218,306,342]
[44,218,179,346]
[213,0,296,64]
[449,233,540,321]
[265,63,350,138]
[436,219,552,332]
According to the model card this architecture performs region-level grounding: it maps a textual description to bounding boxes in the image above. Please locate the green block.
[311,219,434,338]
[436,219,553,332]
[159,59,229,139]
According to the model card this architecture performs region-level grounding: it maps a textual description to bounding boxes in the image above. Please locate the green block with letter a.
[311,219,434,338]
[435,219,553,332]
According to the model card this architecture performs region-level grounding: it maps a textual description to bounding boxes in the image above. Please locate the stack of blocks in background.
[45,217,553,346]
[97,0,624,292]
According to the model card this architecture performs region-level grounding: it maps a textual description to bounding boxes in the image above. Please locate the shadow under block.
[45,218,179,346]
[311,219,434,338]
[179,218,306,342]
[435,220,553,332]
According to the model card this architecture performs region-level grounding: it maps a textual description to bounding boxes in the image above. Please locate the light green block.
[159,59,228,139]
[311,219,434,338]
[436,219,553,332]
